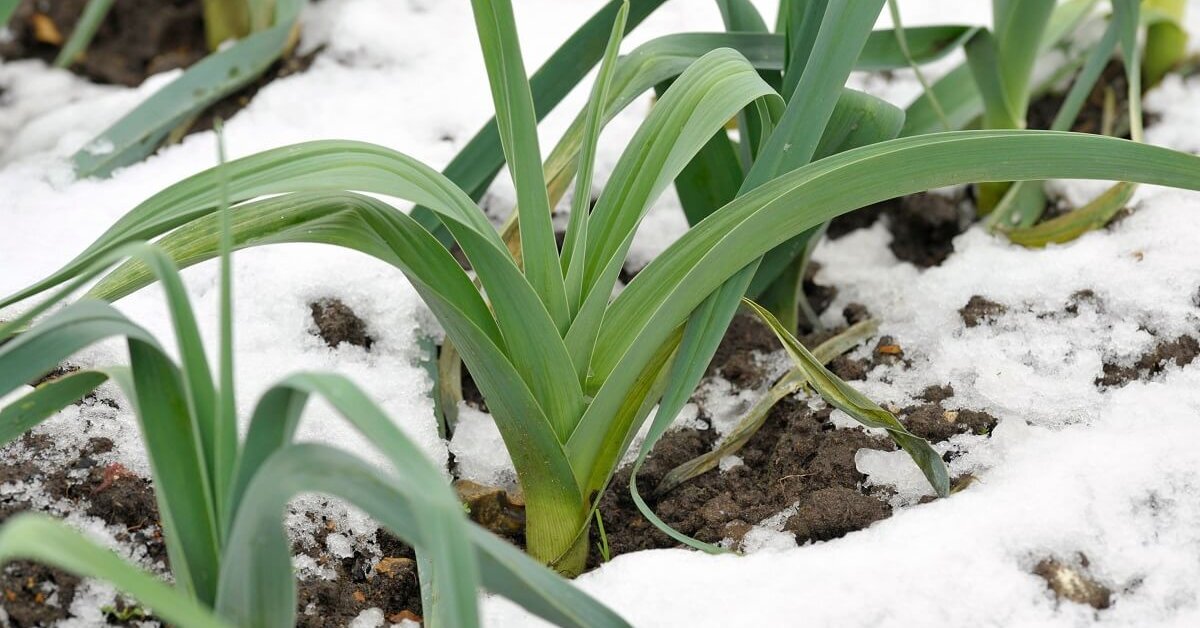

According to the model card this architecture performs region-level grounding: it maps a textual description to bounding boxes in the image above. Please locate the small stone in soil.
[454,479,525,541]
[310,299,374,349]
[1033,556,1113,610]
[959,295,1008,328]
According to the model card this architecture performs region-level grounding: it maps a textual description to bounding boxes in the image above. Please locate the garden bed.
[3,1,1200,626]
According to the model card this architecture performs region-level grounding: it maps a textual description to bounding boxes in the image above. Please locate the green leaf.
[903,0,1102,137]
[221,375,478,627]
[409,0,672,241]
[745,299,948,496]
[657,318,879,495]
[989,0,1056,126]
[562,48,780,391]
[0,514,230,628]
[222,443,630,628]
[54,0,116,68]
[469,0,569,330]
[0,369,113,441]
[0,0,17,25]
[72,0,304,178]
[562,1,630,318]
[586,131,1200,465]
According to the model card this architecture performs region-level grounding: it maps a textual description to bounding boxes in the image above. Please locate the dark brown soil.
[591,397,895,563]
[1028,61,1136,139]
[0,0,317,146]
[959,295,1008,328]
[827,191,970,268]
[310,299,374,349]
[0,431,428,625]
[1096,335,1200,388]
[293,513,424,627]
[0,0,207,87]
[0,434,162,626]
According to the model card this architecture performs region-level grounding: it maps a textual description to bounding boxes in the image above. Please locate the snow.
[2,0,1200,626]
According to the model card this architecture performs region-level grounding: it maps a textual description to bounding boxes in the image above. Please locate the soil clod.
[454,479,525,542]
[1096,335,1200,388]
[1033,555,1113,610]
[310,299,374,350]
[960,296,1008,328]
[784,487,891,543]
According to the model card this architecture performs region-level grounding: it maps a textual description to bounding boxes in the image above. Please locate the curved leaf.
[0,515,229,628]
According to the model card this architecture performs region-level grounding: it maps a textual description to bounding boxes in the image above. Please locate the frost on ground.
[2,0,1200,626]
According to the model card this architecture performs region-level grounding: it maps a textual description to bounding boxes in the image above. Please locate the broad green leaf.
[992,0,1142,233]
[0,0,17,25]
[469,0,569,330]
[991,0,1056,125]
[716,0,768,32]
[745,299,948,496]
[0,515,230,628]
[72,0,303,177]
[903,0,1102,137]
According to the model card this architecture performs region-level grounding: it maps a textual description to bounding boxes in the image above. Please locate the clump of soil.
[827,192,970,268]
[898,401,998,443]
[1096,335,1200,388]
[1033,554,1113,610]
[310,299,374,349]
[959,295,1009,328]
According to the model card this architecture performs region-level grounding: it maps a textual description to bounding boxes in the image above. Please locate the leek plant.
[7,0,1200,578]
[958,0,1151,237]
[0,137,628,627]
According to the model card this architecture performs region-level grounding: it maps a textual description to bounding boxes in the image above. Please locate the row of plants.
[0,0,1196,625]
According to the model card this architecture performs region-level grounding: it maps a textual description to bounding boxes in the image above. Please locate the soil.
[0,434,164,626]
[827,191,971,269]
[959,295,1008,328]
[1033,554,1113,610]
[293,513,424,627]
[587,306,997,565]
[310,299,375,350]
[1096,334,1200,388]
[0,0,207,87]
[826,60,1144,261]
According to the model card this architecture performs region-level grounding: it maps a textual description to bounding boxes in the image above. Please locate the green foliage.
[72,0,302,178]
